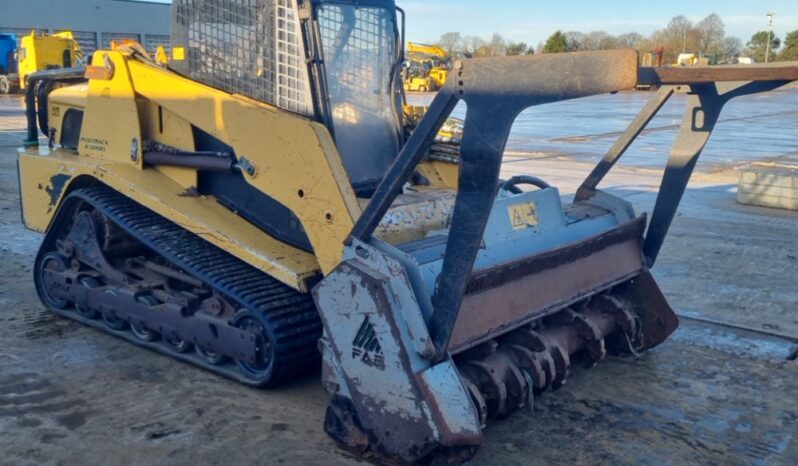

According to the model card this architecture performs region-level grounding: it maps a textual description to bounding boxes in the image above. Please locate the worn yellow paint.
[152,165,197,190]
[416,160,459,189]
[507,201,539,230]
[17,147,320,291]
[125,59,361,274]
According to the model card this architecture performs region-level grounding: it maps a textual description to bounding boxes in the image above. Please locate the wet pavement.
[1,92,796,465]
[407,87,798,169]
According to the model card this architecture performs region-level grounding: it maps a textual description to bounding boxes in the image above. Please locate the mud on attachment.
[324,395,370,456]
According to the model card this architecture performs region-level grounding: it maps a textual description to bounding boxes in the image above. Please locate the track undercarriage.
[35,186,321,387]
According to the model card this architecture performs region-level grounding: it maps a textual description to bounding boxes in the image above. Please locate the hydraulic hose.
[499,175,551,194]
[24,67,86,147]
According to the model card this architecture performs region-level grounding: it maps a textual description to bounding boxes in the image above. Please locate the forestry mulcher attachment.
[17,0,798,463]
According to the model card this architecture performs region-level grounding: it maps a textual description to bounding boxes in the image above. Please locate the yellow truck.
[17,31,82,89]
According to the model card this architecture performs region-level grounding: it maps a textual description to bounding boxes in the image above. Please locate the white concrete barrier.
[737,161,798,211]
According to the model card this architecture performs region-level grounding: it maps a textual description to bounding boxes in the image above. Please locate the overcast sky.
[143,0,797,46]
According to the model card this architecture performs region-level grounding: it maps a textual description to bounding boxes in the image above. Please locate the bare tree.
[437,32,462,55]
[654,15,700,62]
[564,31,584,51]
[506,42,530,55]
[721,36,743,63]
[488,33,508,56]
[534,14,737,64]
[461,36,486,56]
[669,16,697,51]
[616,32,644,49]
[697,14,725,56]
[580,31,618,50]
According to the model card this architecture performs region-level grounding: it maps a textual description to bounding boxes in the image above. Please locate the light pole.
[682,30,687,54]
[765,12,774,63]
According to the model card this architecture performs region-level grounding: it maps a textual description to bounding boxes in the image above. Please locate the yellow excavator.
[404,41,450,92]
[16,0,798,463]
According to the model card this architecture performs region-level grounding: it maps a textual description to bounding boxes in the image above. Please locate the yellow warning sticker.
[172,46,185,61]
[507,202,539,230]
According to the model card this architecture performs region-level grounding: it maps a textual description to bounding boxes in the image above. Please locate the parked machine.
[18,31,82,89]
[404,41,450,92]
[0,31,82,94]
[674,52,715,67]
[641,47,665,67]
[16,0,798,463]
[403,66,434,92]
[0,34,19,94]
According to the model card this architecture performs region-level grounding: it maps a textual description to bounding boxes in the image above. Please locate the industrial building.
[0,0,170,53]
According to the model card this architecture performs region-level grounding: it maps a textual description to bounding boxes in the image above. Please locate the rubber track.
[46,186,322,387]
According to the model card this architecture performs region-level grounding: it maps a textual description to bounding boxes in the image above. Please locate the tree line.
[433,14,798,64]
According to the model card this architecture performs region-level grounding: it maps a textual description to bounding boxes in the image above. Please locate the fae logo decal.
[507,201,539,230]
[351,316,385,370]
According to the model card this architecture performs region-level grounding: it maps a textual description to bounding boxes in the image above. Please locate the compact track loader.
[16,0,798,463]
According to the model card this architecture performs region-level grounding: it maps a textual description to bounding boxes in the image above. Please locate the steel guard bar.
[579,63,798,265]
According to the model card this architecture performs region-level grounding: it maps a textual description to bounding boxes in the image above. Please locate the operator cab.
[173,0,405,197]
[316,2,404,196]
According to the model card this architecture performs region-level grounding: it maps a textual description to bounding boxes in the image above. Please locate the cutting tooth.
[457,292,646,425]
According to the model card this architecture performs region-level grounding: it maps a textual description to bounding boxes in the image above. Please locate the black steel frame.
[577,78,793,265]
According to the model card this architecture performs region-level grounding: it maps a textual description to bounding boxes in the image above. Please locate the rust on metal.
[656,64,798,84]
[454,289,644,424]
[457,49,640,98]
[450,216,647,353]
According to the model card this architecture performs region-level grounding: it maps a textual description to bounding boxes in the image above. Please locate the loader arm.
[407,42,448,59]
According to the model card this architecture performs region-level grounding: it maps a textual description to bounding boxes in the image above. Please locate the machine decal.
[507,201,539,230]
[79,136,108,153]
[351,316,385,370]
[172,47,185,61]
